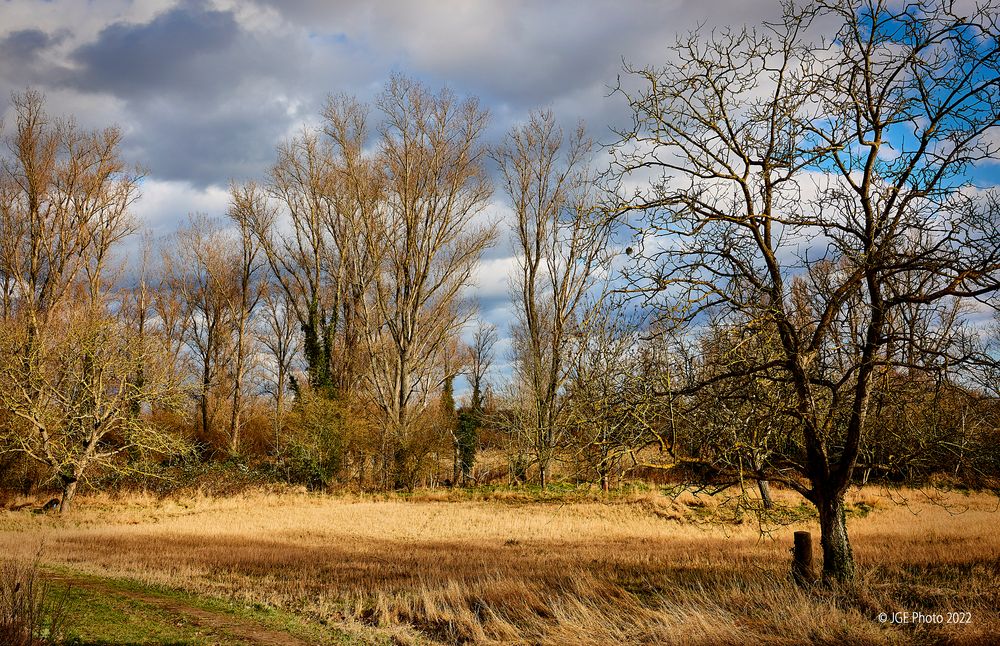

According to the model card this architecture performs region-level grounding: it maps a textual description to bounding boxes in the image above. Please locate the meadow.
[1,486,998,645]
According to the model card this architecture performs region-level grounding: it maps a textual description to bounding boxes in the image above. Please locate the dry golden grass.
[1,486,997,645]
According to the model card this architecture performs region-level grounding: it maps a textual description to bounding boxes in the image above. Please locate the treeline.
[1,68,999,513]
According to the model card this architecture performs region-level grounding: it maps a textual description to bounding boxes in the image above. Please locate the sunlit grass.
[1,486,997,644]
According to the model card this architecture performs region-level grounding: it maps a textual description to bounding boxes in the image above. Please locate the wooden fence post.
[792,530,815,587]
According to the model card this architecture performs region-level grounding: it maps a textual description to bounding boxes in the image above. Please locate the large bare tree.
[493,110,611,488]
[257,280,299,452]
[0,305,183,512]
[168,217,235,452]
[235,135,338,395]
[611,0,1000,581]
[167,214,261,456]
[361,76,496,489]
[234,97,380,402]
[321,95,383,400]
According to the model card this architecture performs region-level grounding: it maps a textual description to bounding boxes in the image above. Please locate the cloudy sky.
[0,0,787,379]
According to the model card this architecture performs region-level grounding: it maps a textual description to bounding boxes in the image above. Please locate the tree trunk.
[757,478,774,509]
[393,445,409,490]
[201,364,211,444]
[274,369,285,455]
[229,362,243,457]
[817,493,855,583]
[60,478,78,514]
[750,455,773,509]
[229,403,241,457]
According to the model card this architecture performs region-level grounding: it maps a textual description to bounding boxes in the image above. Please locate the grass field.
[1,485,998,645]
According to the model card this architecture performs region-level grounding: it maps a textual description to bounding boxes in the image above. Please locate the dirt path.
[44,572,313,646]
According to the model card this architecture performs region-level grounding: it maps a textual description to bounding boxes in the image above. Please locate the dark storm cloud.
[0,29,55,63]
[0,28,67,90]
[70,1,239,99]
[52,0,370,186]
[121,96,296,186]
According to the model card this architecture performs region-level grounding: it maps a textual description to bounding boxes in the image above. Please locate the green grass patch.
[55,582,225,646]
[42,566,360,645]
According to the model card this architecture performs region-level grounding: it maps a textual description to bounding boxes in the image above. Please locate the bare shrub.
[0,558,68,646]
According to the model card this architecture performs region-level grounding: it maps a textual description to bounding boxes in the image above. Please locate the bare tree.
[0,90,183,511]
[0,305,184,512]
[235,136,337,395]
[564,306,650,492]
[235,97,380,402]
[678,314,794,509]
[257,280,299,452]
[169,217,226,450]
[0,90,137,322]
[151,252,193,402]
[322,95,383,400]
[169,215,258,455]
[457,320,497,483]
[611,0,1000,580]
[226,193,264,455]
[361,76,496,489]
[493,110,611,488]
[467,320,497,415]
[119,234,155,419]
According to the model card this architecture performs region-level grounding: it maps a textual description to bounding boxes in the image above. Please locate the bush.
[276,391,345,490]
[456,410,478,483]
[0,450,49,501]
[0,558,68,646]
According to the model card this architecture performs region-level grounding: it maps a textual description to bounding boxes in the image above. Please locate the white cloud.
[468,255,518,301]
[132,178,231,238]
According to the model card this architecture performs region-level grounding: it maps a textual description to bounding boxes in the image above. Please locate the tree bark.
[59,477,78,514]
[393,445,409,491]
[757,478,774,510]
[817,492,855,583]
[201,359,211,444]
